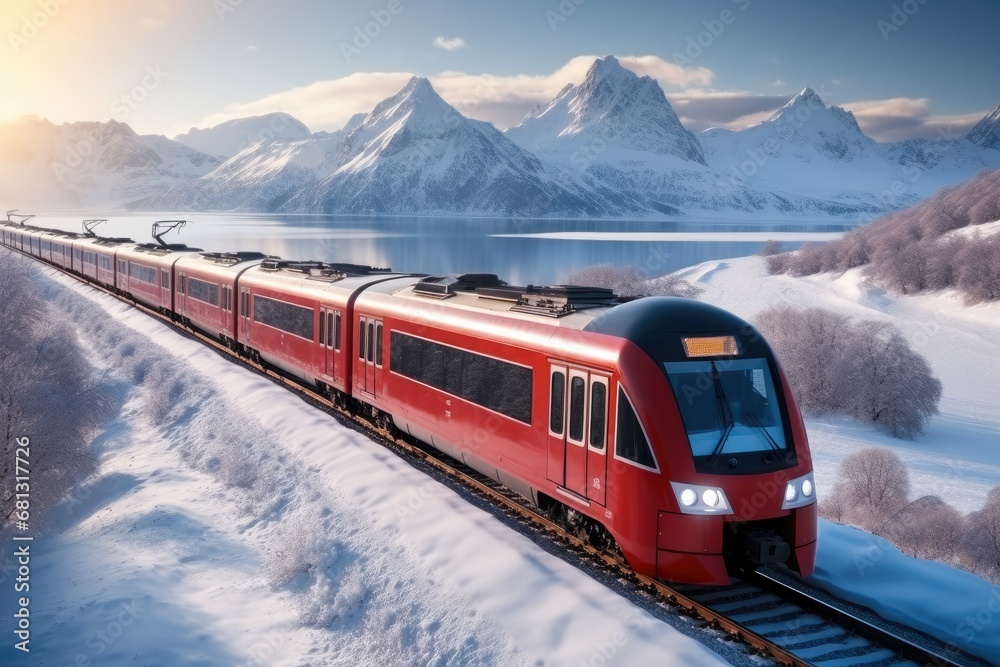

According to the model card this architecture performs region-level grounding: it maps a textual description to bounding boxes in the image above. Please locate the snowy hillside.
[173,112,313,160]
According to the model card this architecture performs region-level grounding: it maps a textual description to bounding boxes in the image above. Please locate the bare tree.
[846,320,941,439]
[758,239,784,256]
[959,487,1000,583]
[827,447,911,532]
[883,495,964,563]
[755,307,940,438]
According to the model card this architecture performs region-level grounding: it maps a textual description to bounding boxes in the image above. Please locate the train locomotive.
[0,214,817,585]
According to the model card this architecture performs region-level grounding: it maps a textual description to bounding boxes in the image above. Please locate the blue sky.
[1,0,997,141]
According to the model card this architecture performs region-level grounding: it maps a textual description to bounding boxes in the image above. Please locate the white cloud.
[177,55,715,135]
[843,97,983,141]
[246,45,258,52]
[432,36,468,51]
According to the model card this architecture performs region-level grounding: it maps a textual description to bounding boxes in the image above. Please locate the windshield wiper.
[744,410,781,451]
[706,362,736,466]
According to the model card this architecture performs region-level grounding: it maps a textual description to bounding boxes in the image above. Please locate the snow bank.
[812,520,1000,663]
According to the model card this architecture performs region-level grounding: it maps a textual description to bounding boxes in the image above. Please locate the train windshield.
[664,358,788,462]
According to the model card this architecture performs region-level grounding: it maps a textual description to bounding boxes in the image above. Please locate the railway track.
[13,249,988,667]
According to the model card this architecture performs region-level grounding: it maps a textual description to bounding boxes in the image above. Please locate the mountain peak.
[587,55,624,76]
[966,103,1000,150]
[404,76,434,94]
[505,55,706,166]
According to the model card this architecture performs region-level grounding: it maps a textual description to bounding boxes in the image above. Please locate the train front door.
[547,364,609,504]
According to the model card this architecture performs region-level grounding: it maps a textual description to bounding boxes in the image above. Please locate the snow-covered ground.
[2,252,999,665]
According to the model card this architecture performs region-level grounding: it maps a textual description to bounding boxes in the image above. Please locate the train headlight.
[785,483,798,503]
[782,472,817,510]
[671,482,733,515]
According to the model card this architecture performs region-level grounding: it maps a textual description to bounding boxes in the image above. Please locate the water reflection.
[29,212,853,285]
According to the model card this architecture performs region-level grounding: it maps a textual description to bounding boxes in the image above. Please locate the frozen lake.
[28,212,853,285]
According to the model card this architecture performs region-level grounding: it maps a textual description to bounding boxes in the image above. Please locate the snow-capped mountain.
[0,118,218,208]
[173,112,312,160]
[7,61,1000,220]
[505,68,884,217]
[277,77,641,216]
[698,87,1000,210]
[506,56,706,166]
[139,132,348,212]
[966,103,1000,151]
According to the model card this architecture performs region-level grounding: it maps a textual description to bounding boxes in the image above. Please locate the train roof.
[240,259,414,298]
[374,273,756,348]
[364,272,621,331]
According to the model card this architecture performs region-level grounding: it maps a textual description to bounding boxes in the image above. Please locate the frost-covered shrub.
[823,448,911,533]
[0,251,113,530]
[757,239,784,256]
[755,306,941,438]
[959,487,1000,583]
[883,495,964,563]
[564,263,702,299]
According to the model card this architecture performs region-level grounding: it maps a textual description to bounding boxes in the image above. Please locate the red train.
[1,215,817,585]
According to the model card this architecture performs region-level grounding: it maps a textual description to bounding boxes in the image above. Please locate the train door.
[239,288,252,343]
[177,273,187,318]
[547,365,609,503]
[585,376,609,506]
[221,285,233,335]
[357,316,382,397]
[160,269,171,309]
[320,307,336,379]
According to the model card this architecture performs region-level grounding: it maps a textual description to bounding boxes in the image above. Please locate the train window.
[549,371,565,434]
[128,262,157,285]
[375,324,383,366]
[253,295,314,340]
[391,332,532,424]
[179,275,186,294]
[188,278,219,306]
[359,321,366,359]
[569,377,585,442]
[367,322,375,362]
[320,311,327,346]
[334,312,341,350]
[615,388,657,470]
[590,381,607,450]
